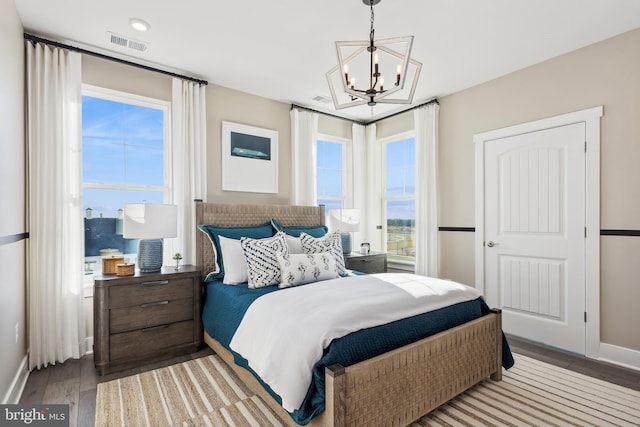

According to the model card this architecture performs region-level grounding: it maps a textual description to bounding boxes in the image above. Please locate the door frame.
[474,106,602,358]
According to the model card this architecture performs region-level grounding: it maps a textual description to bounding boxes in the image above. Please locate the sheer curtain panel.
[351,123,367,248]
[290,108,318,205]
[26,42,86,370]
[365,124,382,250]
[171,78,207,265]
[413,103,440,277]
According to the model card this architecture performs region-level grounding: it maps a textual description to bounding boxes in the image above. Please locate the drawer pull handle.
[142,324,169,332]
[140,300,169,308]
[140,280,169,287]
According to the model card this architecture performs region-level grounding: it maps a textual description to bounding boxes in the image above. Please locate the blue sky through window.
[386,137,416,220]
[82,95,165,219]
[316,139,344,217]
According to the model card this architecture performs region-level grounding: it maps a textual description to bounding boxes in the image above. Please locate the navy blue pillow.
[198,222,274,282]
[270,218,327,238]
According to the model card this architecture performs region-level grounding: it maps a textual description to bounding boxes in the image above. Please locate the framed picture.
[221,121,278,194]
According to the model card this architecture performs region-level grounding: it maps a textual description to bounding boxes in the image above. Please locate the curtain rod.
[24,33,208,86]
[291,98,439,126]
[290,104,367,126]
[367,98,439,125]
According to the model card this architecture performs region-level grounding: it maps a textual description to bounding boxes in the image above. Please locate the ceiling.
[14,0,640,122]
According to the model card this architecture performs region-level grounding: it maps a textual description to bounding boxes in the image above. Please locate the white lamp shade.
[123,203,177,239]
[329,209,360,233]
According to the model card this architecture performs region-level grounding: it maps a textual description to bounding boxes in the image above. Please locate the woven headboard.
[195,201,325,277]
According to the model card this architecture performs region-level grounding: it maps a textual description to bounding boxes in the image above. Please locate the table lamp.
[123,203,177,273]
[329,209,360,254]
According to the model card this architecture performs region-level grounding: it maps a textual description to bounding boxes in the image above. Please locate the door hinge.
[584,312,587,322]
[584,227,587,238]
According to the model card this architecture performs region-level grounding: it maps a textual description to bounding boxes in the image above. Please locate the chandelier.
[326,0,422,110]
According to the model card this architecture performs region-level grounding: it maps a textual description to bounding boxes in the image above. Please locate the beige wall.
[0,0,26,403]
[438,27,640,351]
[318,114,352,139]
[207,85,291,205]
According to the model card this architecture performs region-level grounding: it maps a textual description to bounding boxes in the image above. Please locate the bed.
[195,201,513,426]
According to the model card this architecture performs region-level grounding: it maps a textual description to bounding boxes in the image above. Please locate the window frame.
[81,84,172,289]
[379,130,416,268]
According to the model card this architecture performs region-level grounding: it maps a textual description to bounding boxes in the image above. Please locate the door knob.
[487,241,498,247]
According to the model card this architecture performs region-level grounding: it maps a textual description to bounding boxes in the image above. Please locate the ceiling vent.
[312,95,332,103]
[107,31,149,53]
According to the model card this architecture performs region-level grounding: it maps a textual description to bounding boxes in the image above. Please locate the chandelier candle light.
[326,0,422,109]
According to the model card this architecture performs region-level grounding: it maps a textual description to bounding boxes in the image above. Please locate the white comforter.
[229,273,483,412]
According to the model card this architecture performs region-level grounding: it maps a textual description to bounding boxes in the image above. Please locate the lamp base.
[340,233,352,254]
[138,239,163,273]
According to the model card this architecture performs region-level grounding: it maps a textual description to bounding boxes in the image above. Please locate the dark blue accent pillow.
[198,222,274,282]
[270,218,327,238]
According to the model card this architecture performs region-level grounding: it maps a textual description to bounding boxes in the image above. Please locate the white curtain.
[351,123,366,248]
[171,78,207,265]
[364,124,382,251]
[290,108,318,205]
[414,103,440,277]
[26,42,85,370]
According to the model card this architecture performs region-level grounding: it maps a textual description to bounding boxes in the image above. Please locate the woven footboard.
[204,309,502,427]
[323,309,503,426]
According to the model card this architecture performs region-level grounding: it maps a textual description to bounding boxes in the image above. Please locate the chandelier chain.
[370,3,375,42]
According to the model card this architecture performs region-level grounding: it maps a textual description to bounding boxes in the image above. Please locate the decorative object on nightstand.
[329,209,360,254]
[173,252,183,270]
[116,262,135,276]
[102,255,125,275]
[344,251,387,274]
[123,203,177,273]
[93,265,202,375]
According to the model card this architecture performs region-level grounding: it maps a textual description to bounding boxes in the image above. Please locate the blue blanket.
[202,280,514,425]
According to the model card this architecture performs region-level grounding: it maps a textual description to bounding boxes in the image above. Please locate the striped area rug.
[95,353,640,426]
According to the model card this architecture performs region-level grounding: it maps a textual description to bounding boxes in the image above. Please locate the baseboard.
[2,355,29,404]
[599,342,640,371]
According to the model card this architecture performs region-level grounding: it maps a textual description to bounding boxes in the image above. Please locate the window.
[316,136,347,214]
[384,135,416,263]
[82,86,170,275]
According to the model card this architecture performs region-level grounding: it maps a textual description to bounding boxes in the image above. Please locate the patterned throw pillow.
[300,232,346,276]
[241,232,289,288]
[276,252,338,288]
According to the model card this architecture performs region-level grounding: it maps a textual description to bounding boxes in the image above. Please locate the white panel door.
[484,123,586,354]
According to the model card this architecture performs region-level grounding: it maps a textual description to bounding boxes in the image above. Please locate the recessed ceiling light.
[129,18,150,32]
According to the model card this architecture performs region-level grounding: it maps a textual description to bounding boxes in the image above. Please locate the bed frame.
[195,201,503,426]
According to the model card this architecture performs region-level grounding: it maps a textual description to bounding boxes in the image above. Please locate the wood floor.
[19,336,640,427]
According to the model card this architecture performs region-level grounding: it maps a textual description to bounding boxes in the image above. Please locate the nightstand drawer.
[344,252,387,274]
[109,320,194,361]
[109,297,194,334]
[108,277,194,308]
[347,257,385,273]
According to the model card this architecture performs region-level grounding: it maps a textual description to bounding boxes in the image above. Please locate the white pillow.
[285,234,304,254]
[277,252,338,288]
[300,232,346,276]
[218,236,248,284]
[241,232,289,288]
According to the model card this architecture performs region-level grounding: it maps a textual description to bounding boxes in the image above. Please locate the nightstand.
[344,251,387,274]
[93,265,202,375]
